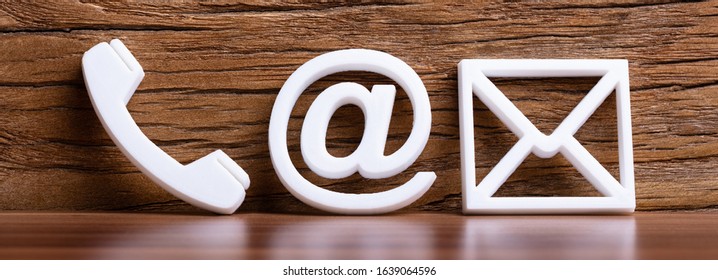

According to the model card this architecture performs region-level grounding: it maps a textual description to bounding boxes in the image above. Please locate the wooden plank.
[0,1,717,212]
[0,212,716,259]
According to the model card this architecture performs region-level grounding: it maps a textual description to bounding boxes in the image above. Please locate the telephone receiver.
[82,39,249,214]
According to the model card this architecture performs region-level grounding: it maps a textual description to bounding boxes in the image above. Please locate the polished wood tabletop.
[0,212,715,259]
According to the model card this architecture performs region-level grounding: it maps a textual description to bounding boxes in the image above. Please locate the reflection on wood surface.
[0,212,716,259]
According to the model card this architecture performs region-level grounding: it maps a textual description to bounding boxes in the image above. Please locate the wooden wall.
[1,1,716,213]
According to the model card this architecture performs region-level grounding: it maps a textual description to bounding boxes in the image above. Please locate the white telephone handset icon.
[82,39,249,214]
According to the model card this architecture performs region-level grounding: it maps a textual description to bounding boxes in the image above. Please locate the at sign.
[268,49,436,214]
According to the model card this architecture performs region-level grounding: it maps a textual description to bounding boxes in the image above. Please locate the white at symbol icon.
[268,49,436,214]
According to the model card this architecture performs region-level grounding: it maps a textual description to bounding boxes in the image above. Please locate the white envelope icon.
[458,59,635,214]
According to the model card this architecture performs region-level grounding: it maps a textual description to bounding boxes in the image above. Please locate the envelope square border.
[458,59,635,214]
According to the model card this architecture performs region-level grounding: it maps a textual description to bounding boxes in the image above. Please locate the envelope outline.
[459,59,635,214]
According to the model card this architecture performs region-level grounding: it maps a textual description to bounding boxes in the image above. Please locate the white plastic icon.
[459,59,635,214]
[82,39,249,214]
[269,49,436,214]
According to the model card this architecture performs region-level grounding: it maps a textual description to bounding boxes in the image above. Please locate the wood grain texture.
[0,1,717,213]
[1,212,717,259]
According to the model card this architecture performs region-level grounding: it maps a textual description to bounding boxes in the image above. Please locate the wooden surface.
[0,2,717,213]
[0,212,715,259]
